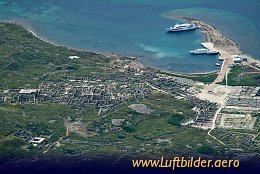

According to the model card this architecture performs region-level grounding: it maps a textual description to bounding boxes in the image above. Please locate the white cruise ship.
[190,48,209,55]
[167,23,197,32]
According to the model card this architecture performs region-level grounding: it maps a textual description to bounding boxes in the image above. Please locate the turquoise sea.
[0,0,260,73]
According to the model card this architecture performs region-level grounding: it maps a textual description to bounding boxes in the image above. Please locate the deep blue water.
[0,0,259,73]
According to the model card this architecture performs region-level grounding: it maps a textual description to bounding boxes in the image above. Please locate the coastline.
[1,15,259,170]
[1,19,135,59]
[170,16,260,83]
[181,17,243,54]
[1,18,259,78]
[0,20,216,76]
[3,20,70,49]
[180,17,260,64]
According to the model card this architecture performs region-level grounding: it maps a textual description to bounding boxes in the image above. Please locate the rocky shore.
[181,17,244,56]
[176,16,260,83]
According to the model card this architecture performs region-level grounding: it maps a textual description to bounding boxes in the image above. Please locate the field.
[227,66,260,86]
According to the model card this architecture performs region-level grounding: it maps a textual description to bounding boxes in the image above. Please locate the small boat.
[215,63,221,66]
[190,48,208,55]
[206,50,219,55]
[167,23,197,32]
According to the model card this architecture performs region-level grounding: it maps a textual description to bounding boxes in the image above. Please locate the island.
[0,19,259,171]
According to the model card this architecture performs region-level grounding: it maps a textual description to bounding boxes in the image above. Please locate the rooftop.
[19,89,37,94]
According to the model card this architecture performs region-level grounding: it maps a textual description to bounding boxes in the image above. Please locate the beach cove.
[3,14,260,86]
[0,0,260,73]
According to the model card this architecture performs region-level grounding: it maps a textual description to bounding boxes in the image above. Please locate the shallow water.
[0,0,259,73]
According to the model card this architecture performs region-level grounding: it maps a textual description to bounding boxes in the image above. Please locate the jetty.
[201,42,233,84]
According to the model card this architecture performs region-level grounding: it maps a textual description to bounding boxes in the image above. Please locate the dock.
[201,42,223,60]
[201,42,233,84]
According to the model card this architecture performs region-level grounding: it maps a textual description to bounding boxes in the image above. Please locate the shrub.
[197,145,215,155]
[167,113,185,126]
[122,125,135,133]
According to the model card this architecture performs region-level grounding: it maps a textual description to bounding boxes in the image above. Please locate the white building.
[232,55,248,64]
[232,55,243,64]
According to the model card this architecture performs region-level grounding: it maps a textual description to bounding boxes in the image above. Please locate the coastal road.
[214,50,233,84]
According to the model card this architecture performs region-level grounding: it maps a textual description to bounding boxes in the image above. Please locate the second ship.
[190,48,219,55]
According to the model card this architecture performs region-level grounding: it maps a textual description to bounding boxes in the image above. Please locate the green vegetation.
[167,113,185,126]
[227,66,260,86]
[0,136,28,162]
[252,113,260,117]
[197,145,215,155]
[122,125,136,133]
[0,22,115,89]
[186,74,218,84]
[0,103,72,137]
[161,71,218,84]
[0,93,224,160]
[0,22,258,164]
[140,93,196,120]
[211,129,259,154]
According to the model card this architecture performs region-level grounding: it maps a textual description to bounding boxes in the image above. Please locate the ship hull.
[206,52,219,55]
[190,52,207,55]
[167,27,197,32]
